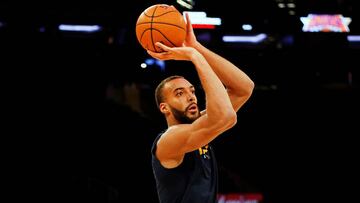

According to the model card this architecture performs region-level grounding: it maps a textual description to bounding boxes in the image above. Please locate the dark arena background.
[2,0,359,202]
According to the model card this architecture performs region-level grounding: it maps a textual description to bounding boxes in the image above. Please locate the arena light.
[222,34,267,43]
[242,24,253,31]
[177,0,195,9]
[58,24,102,32]
[300,14,351,32]
[145,58,165,71]
[347,35,360,42]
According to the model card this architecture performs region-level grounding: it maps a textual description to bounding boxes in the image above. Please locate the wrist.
[192,41,202,51]
[189,48,202,61]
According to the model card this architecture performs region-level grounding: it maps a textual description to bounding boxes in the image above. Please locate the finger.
[147,50,168,60]
[185,12,190,24]
[147,50,161,59]
[185,13,193,32]
[155,42,170,52]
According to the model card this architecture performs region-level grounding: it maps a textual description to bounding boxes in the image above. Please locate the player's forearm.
[193,42,254,96]
[190,51,235,122]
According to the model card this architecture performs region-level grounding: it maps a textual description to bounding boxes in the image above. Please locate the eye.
[176,91,183,96]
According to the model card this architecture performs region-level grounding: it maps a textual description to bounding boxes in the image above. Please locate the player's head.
[155,75,200,124]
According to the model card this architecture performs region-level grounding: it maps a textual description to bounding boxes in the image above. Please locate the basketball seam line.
[144,11,179,18]
[150,6,157,52]
[136,22,185,31]
[140,28,177,48]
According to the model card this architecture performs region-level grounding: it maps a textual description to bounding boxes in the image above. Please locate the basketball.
[136,4,186,53]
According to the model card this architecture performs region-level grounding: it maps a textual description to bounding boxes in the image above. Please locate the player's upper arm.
[156,110,236,164]
[227,85,254,112]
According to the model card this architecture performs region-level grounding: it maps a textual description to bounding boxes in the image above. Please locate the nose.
[187,92,195,102]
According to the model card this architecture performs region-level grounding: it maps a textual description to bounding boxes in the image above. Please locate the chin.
[188,112,200,120]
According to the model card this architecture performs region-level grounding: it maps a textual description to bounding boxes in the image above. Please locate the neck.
[166,117,180,127]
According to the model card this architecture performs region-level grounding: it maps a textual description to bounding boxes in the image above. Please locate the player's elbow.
[244,80,255,96]
[221,109,237,129]
[239,81,255,102]
[227,110,238,128]
[249,80,255,91]
[231,80,255,99]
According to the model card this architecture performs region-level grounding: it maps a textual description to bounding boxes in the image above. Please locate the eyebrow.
[173,85,194,93]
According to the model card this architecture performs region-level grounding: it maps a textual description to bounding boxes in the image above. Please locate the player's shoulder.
[157,124,189,141]
[164,124,190,134]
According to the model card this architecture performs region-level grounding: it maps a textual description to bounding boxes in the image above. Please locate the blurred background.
[2,0,359,202]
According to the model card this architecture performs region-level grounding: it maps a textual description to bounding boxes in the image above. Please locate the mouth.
[187,103,198,113]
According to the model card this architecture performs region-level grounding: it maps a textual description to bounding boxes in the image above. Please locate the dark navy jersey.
[151,133,218,203]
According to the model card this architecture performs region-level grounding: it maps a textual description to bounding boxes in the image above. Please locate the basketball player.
[147,13,255,203]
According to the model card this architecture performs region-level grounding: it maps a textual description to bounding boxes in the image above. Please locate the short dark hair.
[155,75,184,109]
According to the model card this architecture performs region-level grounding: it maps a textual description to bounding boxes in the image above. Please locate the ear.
[159,103,169,114]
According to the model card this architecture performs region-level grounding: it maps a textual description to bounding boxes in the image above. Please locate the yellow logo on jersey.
[198,145,210,159]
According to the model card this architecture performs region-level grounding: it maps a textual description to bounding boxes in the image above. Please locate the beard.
[169,104,200,124]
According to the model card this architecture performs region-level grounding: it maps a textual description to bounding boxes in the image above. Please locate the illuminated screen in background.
[217,193,263,203]
[300,14,352,32]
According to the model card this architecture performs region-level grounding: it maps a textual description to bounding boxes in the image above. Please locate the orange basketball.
[136,4,186,53]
